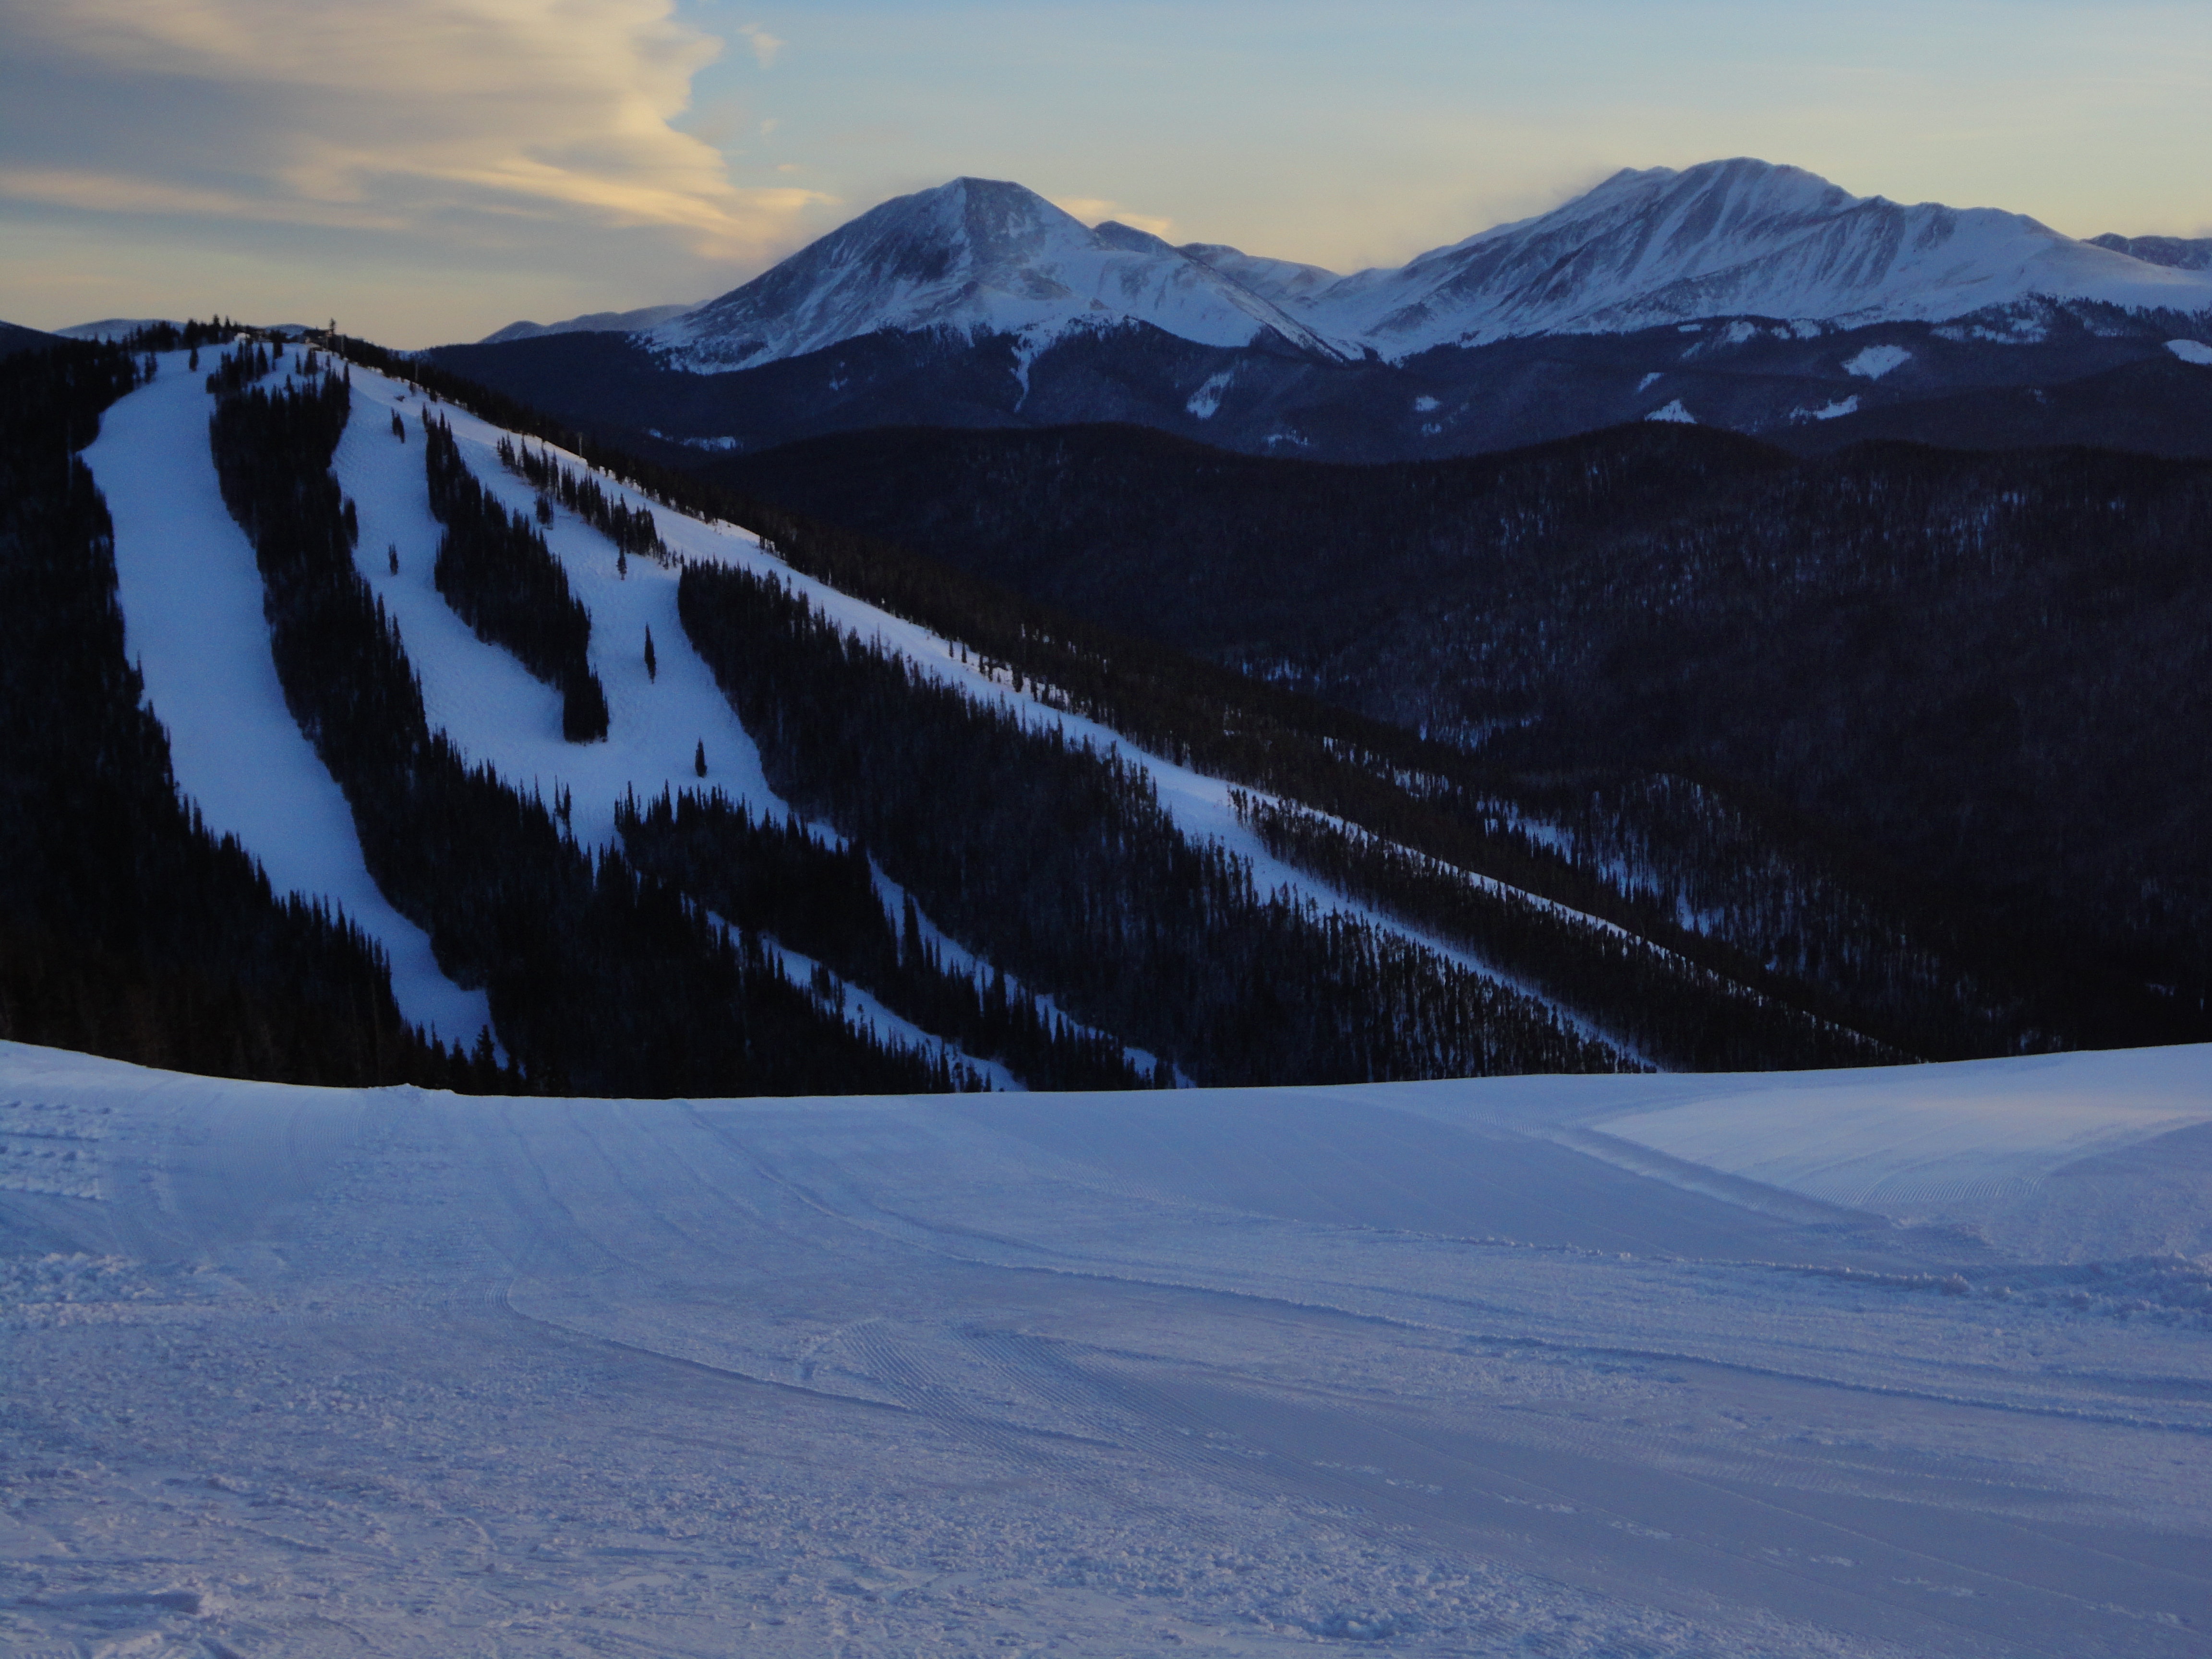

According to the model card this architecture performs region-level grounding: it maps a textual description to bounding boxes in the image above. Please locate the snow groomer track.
[5,1037,2211,1657]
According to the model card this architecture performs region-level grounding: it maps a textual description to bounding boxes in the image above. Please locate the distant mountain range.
[502,158,2212,365]
[481,304,693,345]
[15,161,2206,459]
[422,158,2212,464]
[2089,233,2212,271]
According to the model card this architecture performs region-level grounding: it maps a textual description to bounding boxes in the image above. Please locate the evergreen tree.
[422,416,608,743]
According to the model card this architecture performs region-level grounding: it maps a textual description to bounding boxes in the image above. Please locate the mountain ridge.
[652,175,1347,372]
[436,159,2212,464]
[484,159,2212,366]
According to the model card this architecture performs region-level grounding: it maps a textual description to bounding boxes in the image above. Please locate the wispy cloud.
[1052,197,1173,239]
[739,22,786,69]
[0,0,828,262]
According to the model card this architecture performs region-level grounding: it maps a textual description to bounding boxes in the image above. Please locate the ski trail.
[84,353,492,1046]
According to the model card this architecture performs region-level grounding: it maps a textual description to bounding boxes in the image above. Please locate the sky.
[1,0,2207,348]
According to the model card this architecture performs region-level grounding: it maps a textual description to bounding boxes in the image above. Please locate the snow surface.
[1186,368,1235,419]
[1598,1045,2212,1261]
[1176,240,1345,306]
[1791,394,1860,422]
[333,372,784,853]
[2167,337,2212,366]
[6,1035,2210,1657]
[82,359,493,1047]
[1644,397,1696,423]
[1842,344,1913,379]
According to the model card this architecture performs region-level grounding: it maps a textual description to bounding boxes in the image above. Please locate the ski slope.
[331,370,783,852]
[79,350,1616,1070]
[5,1036,2210,1657]
[356,366,1615,1035]
[83,360,492,1048]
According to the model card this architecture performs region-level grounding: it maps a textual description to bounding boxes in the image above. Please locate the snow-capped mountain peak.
[655,177,1347,370]
[1295,157,2212,355]
[477,161,2212,382]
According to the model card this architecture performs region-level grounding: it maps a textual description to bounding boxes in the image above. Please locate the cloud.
[1051,197,1174,239]
[0,0,829,263]
[739,23,786,69]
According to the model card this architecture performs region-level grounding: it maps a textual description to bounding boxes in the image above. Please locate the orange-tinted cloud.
[0,0,830,262]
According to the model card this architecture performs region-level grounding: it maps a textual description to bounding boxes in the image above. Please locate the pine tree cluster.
[1232,793,1895,1071]
[704,420,2212,1052]
[678,562,1625,1086]
[208,367,952,1096]
[618,788,1151,1091]
[496,434,666,563]
[424,418,609,741]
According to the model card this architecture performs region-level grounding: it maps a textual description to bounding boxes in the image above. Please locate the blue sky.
[2,0,2206,345]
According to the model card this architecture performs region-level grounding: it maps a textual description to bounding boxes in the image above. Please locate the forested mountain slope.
[0,332,490,1088]
[696,420,2212,1045]
[10,323,2197,1093]
[12,329,1660,1091]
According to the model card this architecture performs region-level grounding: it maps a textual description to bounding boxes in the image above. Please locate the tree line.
[691,419,2212,1057]
[617,787,1152,1091]
[496,433,667,564]
[1231,793,1897,1071]
[423,415,608,741]
[332,334,2193,1067]
[677,560,1626,1086]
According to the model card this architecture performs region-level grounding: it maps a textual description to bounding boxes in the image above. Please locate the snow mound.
[1598,1045,2212,1260]
[2166,338,2212,366]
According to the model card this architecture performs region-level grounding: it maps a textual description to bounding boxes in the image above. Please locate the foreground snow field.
[5,1040,2210,1657]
